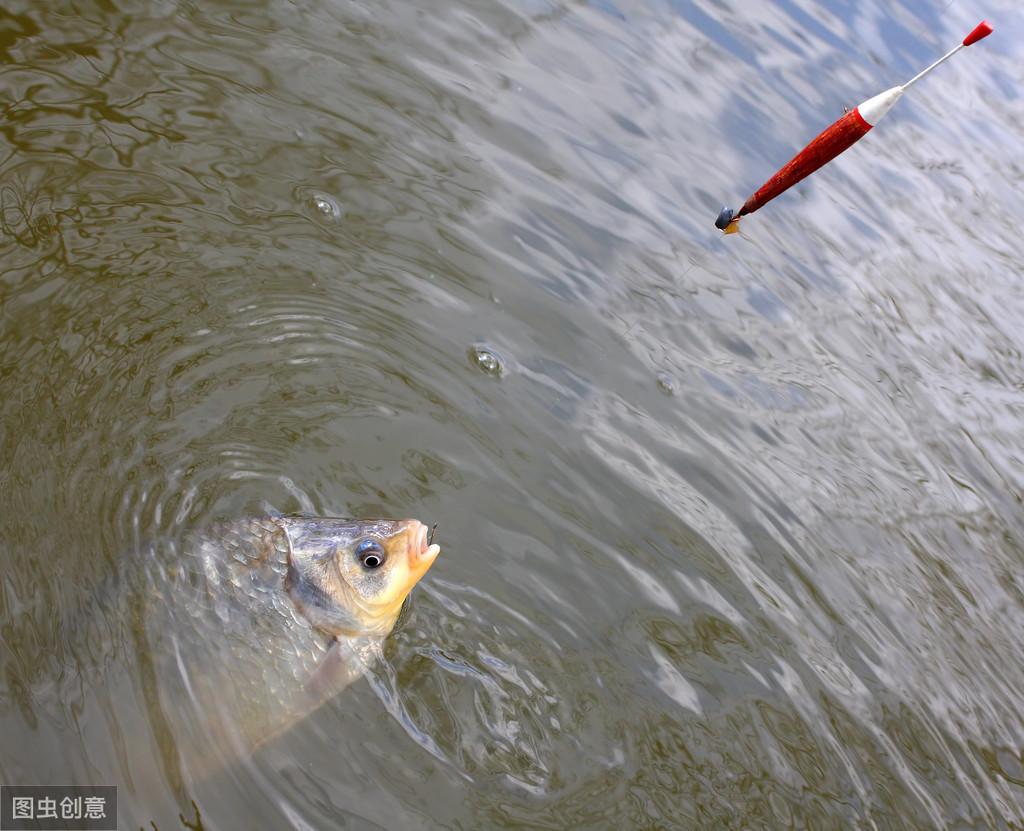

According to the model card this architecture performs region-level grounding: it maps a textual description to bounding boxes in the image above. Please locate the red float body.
[739,108,872,217]
[718,19,993,233]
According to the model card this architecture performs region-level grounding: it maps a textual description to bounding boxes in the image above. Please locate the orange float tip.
[963,20,993,47]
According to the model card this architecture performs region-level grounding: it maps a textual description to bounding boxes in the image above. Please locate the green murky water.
[2,0,1023,828]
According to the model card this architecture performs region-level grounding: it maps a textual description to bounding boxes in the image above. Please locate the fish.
[59,516,440,780]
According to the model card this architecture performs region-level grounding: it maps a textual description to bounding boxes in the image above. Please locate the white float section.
[856,86,904,126]
[903,42,965,91]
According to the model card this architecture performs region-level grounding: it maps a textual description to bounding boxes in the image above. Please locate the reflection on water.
[2,0,1023,827]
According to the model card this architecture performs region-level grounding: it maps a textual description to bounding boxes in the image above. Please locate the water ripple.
[2,0,1024,827]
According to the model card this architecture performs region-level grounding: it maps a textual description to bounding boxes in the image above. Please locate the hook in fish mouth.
[428,523,438,546]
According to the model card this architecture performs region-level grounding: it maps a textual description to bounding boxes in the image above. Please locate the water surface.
[2,0,1023,828]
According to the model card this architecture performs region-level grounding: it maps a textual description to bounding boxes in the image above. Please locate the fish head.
[281,517,440,637]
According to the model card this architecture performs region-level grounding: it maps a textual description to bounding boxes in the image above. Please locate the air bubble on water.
[656,372,676,396]
[311,192,342,221]
[469,345,505,378]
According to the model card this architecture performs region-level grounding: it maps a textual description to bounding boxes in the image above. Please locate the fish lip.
[416,522,428,556]
[406,519,439,567]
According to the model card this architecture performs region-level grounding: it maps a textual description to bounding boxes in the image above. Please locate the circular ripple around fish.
[45,257,478,560]
[359,578,626,798]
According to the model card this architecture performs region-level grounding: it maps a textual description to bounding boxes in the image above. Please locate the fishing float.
[715,19,994,234]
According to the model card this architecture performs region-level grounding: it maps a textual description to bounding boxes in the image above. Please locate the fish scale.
[138,519,344,754]
[50,515,438,774]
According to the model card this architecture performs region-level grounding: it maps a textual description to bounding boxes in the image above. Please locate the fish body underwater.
[49,516,440,793]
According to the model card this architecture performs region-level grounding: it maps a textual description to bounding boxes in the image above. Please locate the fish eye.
[355,539,385,570]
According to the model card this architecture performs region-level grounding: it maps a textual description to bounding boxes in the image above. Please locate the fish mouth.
[407,519,440,570]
